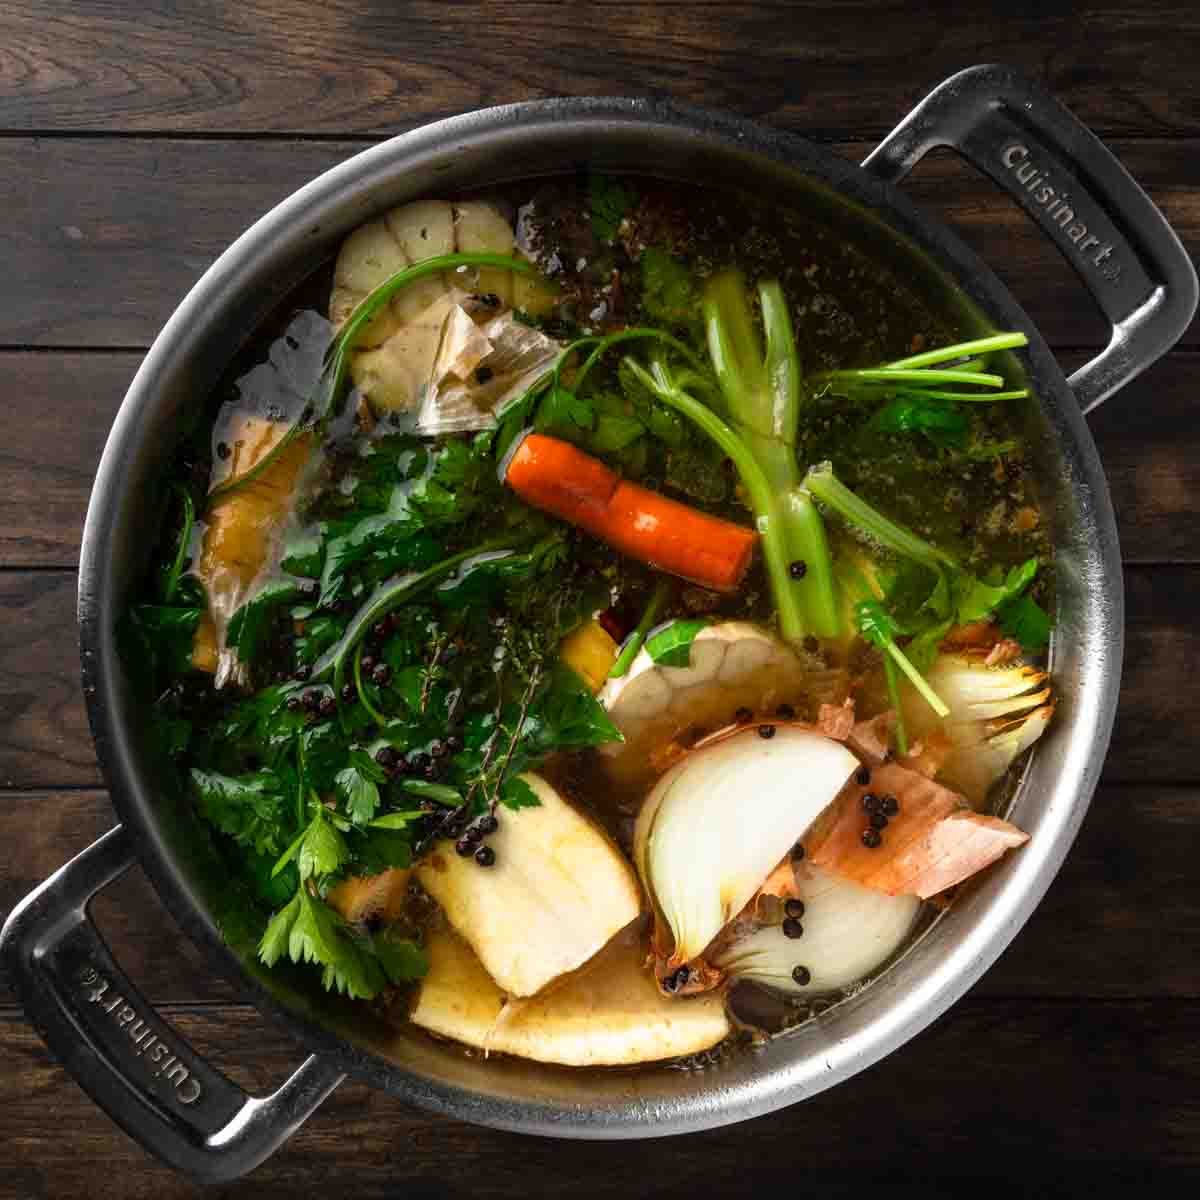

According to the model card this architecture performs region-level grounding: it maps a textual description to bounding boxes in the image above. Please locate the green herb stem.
[803,462,959,573]
[882,656,910,756]
[609,578,671,678]
[885,332,1029,371]
[884,639,950,718]
[353,642,388,726]
[160,483,196,604]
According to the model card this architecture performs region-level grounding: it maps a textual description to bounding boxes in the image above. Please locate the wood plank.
[0,998,1196,1197]
[1,780,1191,1007]
[4,348,1198,570]
[5,1,1200,139]
[0,137,1195,350]
[0,565,1190,790]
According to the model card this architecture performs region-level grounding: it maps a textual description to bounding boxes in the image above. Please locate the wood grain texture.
[5,1,1200,139]
[1,781,1192,1007]
[1,137,1196,350]
[0,998,1197,1198]
[5,349,1199,570]
[1,565,1191,791]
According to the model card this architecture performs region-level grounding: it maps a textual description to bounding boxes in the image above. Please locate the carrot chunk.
[506,433,756,592]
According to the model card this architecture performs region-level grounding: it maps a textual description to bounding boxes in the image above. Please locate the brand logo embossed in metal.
[78,965,202,1104]
[1000,142,1122,282]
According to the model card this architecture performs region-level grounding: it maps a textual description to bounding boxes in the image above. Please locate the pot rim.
[78,96,1122,1136]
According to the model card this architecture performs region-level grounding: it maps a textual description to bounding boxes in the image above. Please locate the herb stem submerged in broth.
[123,177,1055,1066]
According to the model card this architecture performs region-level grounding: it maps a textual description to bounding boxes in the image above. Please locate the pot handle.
[862,64,1197,413]
[0,825,344,1182]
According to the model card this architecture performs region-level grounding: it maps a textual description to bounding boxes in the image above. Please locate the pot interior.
[82,102,1119,1134]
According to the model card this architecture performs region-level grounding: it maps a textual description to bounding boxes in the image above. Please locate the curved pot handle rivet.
[0,826,344,1182]
[862,64,1197,414]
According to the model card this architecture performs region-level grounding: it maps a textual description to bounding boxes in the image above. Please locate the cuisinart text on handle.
[79,966,202,1104]
[1001,142,1122,282]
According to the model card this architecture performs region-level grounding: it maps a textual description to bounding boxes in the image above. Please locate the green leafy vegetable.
[640,247,695,325]
[335,749,387,826]
[588,173,636,243]
[227,580,303,668]
[644,618,709,668]
[998,591,1053,651]
[191,768,290,858]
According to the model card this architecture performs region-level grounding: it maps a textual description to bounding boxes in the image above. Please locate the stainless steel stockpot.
[4,66,1195,1181]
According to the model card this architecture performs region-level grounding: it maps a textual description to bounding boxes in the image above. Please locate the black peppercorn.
[294,664,311,681]
[341,683,356,704]
[474,845,496,867]
[861,792,882,814]
[784,898,805,919]
[303,690,322,712]
[371,663,392,686]
[455,835,476,857]
[734,707,753,724]
[360,655,376,674]
[375,746,398,770]
[371,621,389,641]
[422,763,438,780]
[477,813,499,835]
[869,811,888,830]
[286,695,302,712]
[446,735,463,753]
[758,724,776,739]
[782,917,804,939]
[881,795,899,816]
[318,696,337,718]
[854,766,872,787]
[791,842,806,862]
[475,365,495,384]
[430,740,447,759]
[789,560,808,579]
[861,828,883,848]
[409,753,430,772]
[216,441,231,460]
[791,965,812,986]
[775,703,796,720]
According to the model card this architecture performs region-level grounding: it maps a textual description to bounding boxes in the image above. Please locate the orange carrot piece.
[505,433,756,592]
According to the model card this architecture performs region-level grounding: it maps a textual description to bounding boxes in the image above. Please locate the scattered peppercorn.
[360,655,376,674]
[409,753,431,772]
[784,899,805,919]
[371,621,389,641]
[341,683,356,704]
[758,724,776,739]
[861,792,882,814]
[775,703,796,720]
[318,696,337,718]
[216,442,231,460]
[375,746,398,769]
[734,707,753,723]
[371,663,392,686]
[477,813,499,835]
[422,763,439,780]
[861,828,883,848]
[881,795,899,816]
[430,739,448,759]
[475,365,495,384]
[455,836,477,857]
[789,560,808,579]
[791,965,812,986]
[294,664,311,681]
[474,845,496,867]
[791,842,806,862]
[782,917,804,939]
[446,735,463,753]
[303,690,322,712]
[869,811,888,830]
[285,695,302,712]
[854,766,872,787]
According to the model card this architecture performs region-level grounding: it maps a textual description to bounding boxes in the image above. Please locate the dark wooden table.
[3,3,1198,1195]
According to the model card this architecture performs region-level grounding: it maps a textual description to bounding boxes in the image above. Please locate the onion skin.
[634,725,859,966]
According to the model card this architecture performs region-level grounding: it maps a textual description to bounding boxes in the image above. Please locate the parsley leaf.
[191,768,290,858]
[588,173,635,243]
[640,247,695,326]
[645,619,708,668]
[335,749,386,825]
